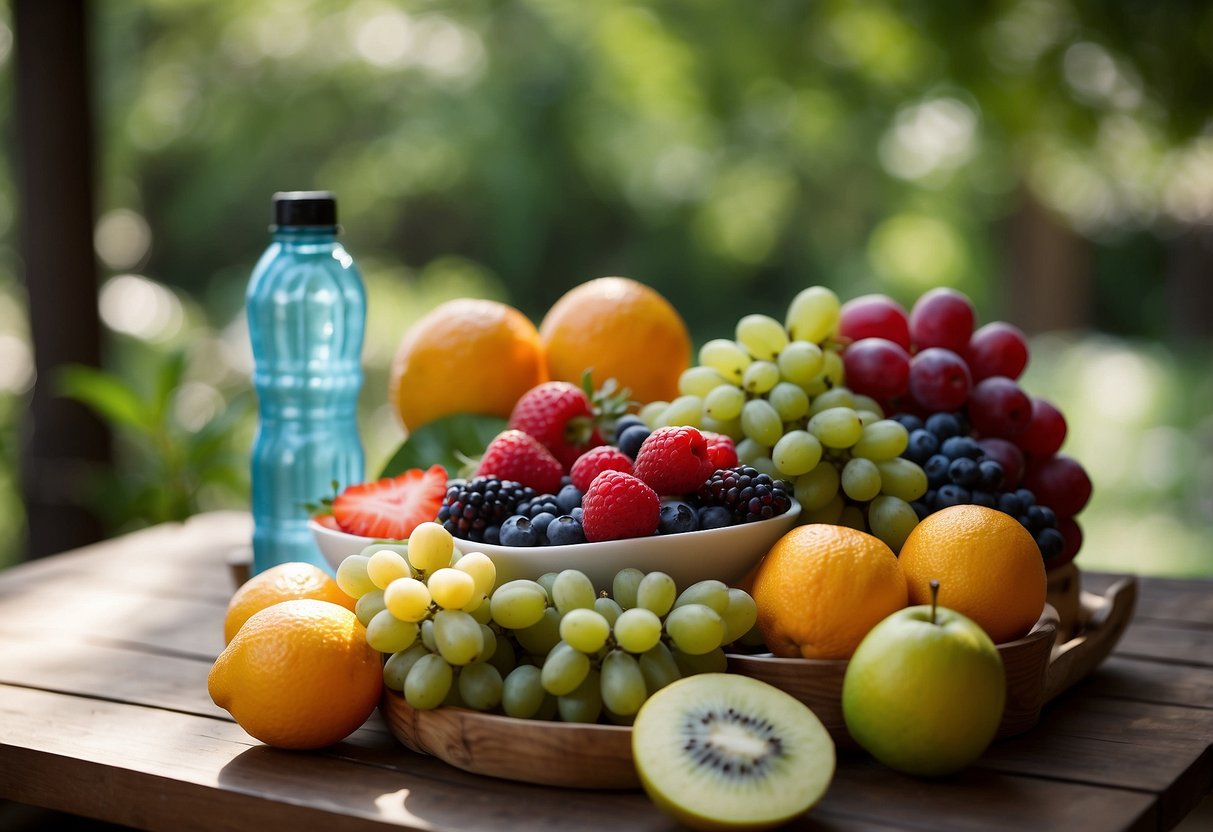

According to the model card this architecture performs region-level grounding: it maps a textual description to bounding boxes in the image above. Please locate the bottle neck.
[270,225,340,244]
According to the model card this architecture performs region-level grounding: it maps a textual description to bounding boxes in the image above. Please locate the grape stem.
[929,579,940,625]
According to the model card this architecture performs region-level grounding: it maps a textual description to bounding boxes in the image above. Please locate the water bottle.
[246,191,366,575]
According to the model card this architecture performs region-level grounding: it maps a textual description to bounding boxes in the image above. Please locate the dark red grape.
[909,287,975,353]
[841,337,911,400]
[967,321,1029,381]
[839,294,911,351]
[976,436,1025,487]
[968,376,1032,438]
[908,347,971,411]
[1024,454,1091,518]
[1016,397,1067,457]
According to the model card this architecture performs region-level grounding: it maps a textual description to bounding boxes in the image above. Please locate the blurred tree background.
[0,0,1210,575]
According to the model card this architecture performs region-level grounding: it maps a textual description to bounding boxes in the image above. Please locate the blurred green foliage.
[0,0,1211,575]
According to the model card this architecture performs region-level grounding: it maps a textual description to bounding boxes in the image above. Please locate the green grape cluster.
[638,285,926,552]
[338,528,759,724]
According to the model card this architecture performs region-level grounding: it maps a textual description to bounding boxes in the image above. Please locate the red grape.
[841,337,911,400]
[975,436,1025,488]
[1024,454,1091,519]
[967,321,1029,381]
[1016,397,1067,457]
[1055,516,1083,566]
[839,294,911,351]
[908,348,972,412]
[909,287,975,353]
[967,376,1032,438]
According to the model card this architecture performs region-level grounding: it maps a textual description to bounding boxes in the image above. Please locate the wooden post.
[13,0,111,558]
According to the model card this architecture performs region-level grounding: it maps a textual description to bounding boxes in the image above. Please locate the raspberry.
[570,445,634,492]
[476,429,564,494]
[702,431,739,470]
[632,426,715,495]
[697,465,793,523]
[437,476,535,542]
[581,470,659,542]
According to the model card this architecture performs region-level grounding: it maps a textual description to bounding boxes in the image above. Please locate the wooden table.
[0,512,1210,831]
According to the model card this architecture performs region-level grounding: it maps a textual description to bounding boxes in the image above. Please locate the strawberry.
[632,426,716,496]
[570,445,634,493]
[702,431,739,470]
[581,470,659,542]
[508,381,604,471]
[476,430,564,494]
[331,464,447,540]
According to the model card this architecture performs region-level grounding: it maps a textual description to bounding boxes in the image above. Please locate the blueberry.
[1025,505,1051,534]
[1036,527,1065,561]
[978,460,1005,491]
[658,501,698,535]
[697,505,734,530]
[892,413,925,433]
[925,412,962,439]
[500,515,540,547]
[910,500,932,520]
[936,484,971,509]
[571,506,584,522]
[556,484,583,514]
[997,492,1024,517]
[905,429,940,464]
[483,524,501,545]
[971,489,997,509]
[531,511,557,537]
[940,435,981,460]
[923,454,951,488]
[947,457,981,488]
[546,515,586,546]
[613,415,647,444]
[1036,505,1056,528]
[924,488,939,510]
[1015,488,1037,509]
[618,424,651,459]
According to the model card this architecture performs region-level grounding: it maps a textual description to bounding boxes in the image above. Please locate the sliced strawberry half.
[331,464,447,540]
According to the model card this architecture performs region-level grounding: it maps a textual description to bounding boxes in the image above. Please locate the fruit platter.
[213,276,1133,828]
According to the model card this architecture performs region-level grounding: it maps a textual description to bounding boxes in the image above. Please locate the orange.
[389,298,547,434]
[751,524,907,660]
[898,504,1046,644]
[223,561,355,644]
[208,599,383,750]
[539,276,691,405]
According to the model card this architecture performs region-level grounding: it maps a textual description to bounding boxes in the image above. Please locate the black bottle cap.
[272,191,337,228]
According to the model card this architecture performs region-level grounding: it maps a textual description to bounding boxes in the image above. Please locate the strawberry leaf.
[379,413,507,479]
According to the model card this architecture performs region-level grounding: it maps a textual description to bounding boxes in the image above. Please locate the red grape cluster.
[839,289,1090,567]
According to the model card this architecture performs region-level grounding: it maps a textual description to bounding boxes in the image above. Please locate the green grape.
[767,382,809,422]
[489,579,549,629]
[501,664,547,719]
[613,607,663,654]
[594,596,623,627]
[664,604,726,655]
[600,650,647,717]
[794,463,840,511]
[474,623,497,663]
[741,398,783,447]
[559,608,611,654]
[432,609,484,666]
[857,409,882,426]
[772,430,823,477]
[540,641,591,696]
[365,608,419,654]
[638,400,669,429]
[839,504,868,531]
[679,366,730,398]
[335,555,376,599]
[453,551,496,597]
[405,522,455,573]
[636,571,677,617]
[807,406,864,448]
[741,360,780,395]
[721,588,759,645]
[557,668,603,724]
[801,493,844,524]
[515,606,562,656]
[852,420,909,461]
[698,338,752,383]
[552,569,596,614]
[384,577,432,623]
[673,579,730,615]
[851,393,884,417]
[382,643,430,692]
[366,548,413,590]
[442,679,465,708]
[535,572,558,602]
[735,437,769,465]
[420,618,437,652]
[818,350,846,390]
[869,495,920,553]
[748,455,779,477]
[841,457,882,502]
[700,413,743,441]
[776,340,825,385]
[876,458,929,502]
[704,384,746,421]
[807,386,856,416]
[403,653,453,710]
[672,646,728,676]
[468,597,493,625]
[612,568,644,610]
[427,567,476,610]
[638,642,682,694]
[660,395,704,428]
[457,662,504,712]
[784,286,840,344]
[488,632,517,678]
[735,314,789,361]
[355,589,387,628]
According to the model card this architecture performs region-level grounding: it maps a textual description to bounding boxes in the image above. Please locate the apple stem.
[929,579,940,625]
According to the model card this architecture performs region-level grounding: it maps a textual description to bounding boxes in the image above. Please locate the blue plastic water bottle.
[246,191,366,575]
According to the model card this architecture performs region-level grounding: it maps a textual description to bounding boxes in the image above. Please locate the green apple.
[841,584,1005,777]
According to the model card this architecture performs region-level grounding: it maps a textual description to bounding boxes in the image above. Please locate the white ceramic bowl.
[310,500,800,592]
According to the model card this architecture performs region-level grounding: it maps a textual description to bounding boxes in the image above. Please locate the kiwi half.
[631,673,835,830]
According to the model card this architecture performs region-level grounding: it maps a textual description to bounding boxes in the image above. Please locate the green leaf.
[56,365,151,434]
[379,413,507,479]
[152,349,187,424]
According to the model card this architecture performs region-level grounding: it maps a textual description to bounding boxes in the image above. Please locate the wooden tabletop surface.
[0,511,1209,832]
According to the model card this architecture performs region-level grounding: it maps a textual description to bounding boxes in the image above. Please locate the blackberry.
[437,476,535,542]
[696,465,792,523]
